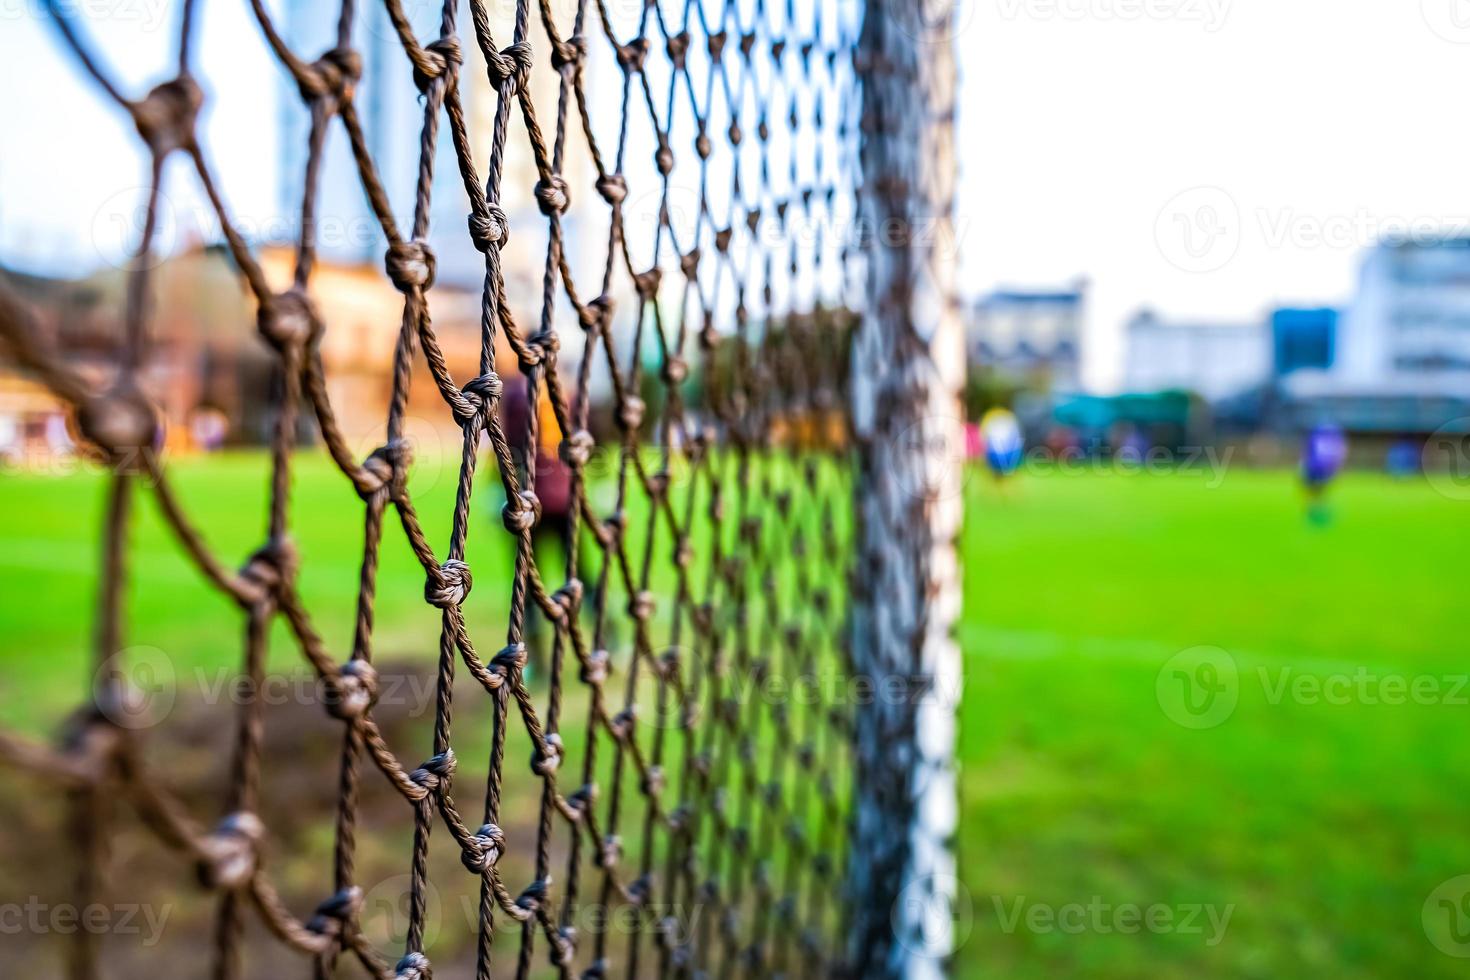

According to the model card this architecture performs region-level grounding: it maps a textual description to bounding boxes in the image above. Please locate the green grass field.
[0,454,1466,977]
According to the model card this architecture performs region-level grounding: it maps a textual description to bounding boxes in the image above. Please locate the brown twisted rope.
[0,0,865,976]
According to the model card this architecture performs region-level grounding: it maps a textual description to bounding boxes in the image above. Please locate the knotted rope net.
[0,0,867,976]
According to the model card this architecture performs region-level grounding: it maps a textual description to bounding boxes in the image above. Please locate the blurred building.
[1277,237,1470,432]
[967,281,1085,390]
[1272,307,1337,376]
[0,3,650,468]
[0,245,490,463]
[1121,310,1269,401]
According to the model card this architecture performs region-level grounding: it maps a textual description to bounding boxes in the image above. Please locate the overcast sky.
[6,1,1470,389]
[955,0,1470,387]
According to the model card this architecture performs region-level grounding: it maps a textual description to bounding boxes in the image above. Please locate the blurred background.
[2,1,1470,978]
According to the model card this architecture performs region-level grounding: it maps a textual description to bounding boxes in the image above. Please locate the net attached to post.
[0,0,867,977]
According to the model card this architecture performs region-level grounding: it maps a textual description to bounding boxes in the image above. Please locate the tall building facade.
[968,281,1085,390]
[1121,311,1269,402]
[1279,237,1470,431]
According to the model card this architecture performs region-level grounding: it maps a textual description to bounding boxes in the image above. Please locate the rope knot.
[409,749,456,791]
[654,140,675,176]
[527,330,560,368]
[553,926,577,965]
[304,46,361,103]
[490,643,528,684]
[666,30,691,68]
[323,45,363,84]
[385,240,436,293]
[616,38,649,73]
[628,874,652,906]
[567,783,597,818]
[629,590,656,623]
[608,707,636,743]
[196,811,265,891]
[461,822,505,873]
[691,603,714,635]
[534,175,571,215]
[695,129,713,160]
[633,267,662,297]
[413,35,462,92]
[307,886,363,937]
[618,395,646,433]
[467,205,509,251]
[238,538,298,606]
[580,649,609,685]
[580,294,615,333]
[519,338,549,368]
[457,372,503,423]
[489,41,533,93]
[655,914,681,948]
[531,733,563,776]
[552,579,583,620]
[324,659,378,721]
[595,174,628,206]
[395,951,432,980]
[550,34,587,73]
[516,880,548,914]
[641,764,665,796]
[425,559,472,608]
[596,834,621,869]
[257,288,320,351]
[77,384,158,462]
[356,439,412,499]
[501,490,541,533]
[130,76,202,157]
[559,429,594,468]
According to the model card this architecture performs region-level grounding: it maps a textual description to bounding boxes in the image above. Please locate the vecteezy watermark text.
[990,895,1234,946]
[0,898,171,945]
[997,0,1231,31]
[1158,646,1470,730]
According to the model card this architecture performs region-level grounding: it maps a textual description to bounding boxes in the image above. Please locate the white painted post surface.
[850,1,963,977]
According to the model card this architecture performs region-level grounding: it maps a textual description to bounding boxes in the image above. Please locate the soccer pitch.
[958,466,1469,979]
[0,455,1465,977]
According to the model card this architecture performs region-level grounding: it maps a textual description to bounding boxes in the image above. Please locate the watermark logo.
[361,873,442,950]
[1422,0,1470,43]
[891,0,976,43]
[624,181,702,273]
[90,185,387,272]
[891,414,972,504]
[1157,192,1470,273]
[1156,646,1238,729]
[1424,875,1470,956]
[0,1,171,31]
[350,413,453,498]
[1258,666,1469,707]
[1160,648,1470,725]
[0,897,172,944]
[93,645,176,729]
[997,0,1231,32]
[91,187,179,274]
[991,895,1233,945]
[1155,186,1240,274]
[1423,418,1470,501]
[893,872,974,957]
